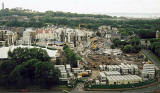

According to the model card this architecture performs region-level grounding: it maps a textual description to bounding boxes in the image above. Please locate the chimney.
[2,2,4,10]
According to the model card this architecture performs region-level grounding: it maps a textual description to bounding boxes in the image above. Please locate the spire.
[2,2,4,10]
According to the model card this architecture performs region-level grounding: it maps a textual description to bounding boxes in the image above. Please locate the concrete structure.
[99,65,106,71]
[106,75,142,85]
[104,71,121,76]
[66,64,71,72]
[142,64,156,80]
[104,49,122,56]
[72,68,84,74]
[2,2,4,10]
[140,40,151,48]
[0,30,17,46]
[55,65,68,81]
[0,45,59,60]
[156,30,160,39]
[23,28,35,45]
[106,64,139,75]
[98,72,107,85]
[106,65,121,72]
[35,27,93,50]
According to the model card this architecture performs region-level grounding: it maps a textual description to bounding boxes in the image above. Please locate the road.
[142,49,160,68]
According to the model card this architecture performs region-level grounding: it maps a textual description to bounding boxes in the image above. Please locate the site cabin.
[104,71,121,76]
[66,64,71,72]
[99,72,107,85]
[72,68,84,74]
[99,65,106,71]
[106,75,142,85]
[142,64,156,80]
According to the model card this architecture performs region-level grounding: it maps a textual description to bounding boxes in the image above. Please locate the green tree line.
[0,9,160,38]
[111,37,141,53]
[0,47,60,88]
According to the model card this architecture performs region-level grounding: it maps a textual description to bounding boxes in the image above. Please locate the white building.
[98,72,107,85]
[55,65,68,82]
[104,49,122,56]
[72,68,84,74]
[106,64,139,75]
[23,28,35,45]
[0,30,17,46]
[104,71,121,76]
[142,64,155,80]
[0,45,59,60]
[106,75,142,85]
[66,64,71,72]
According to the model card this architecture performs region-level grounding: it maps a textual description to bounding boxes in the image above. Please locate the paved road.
[142,49,160,68]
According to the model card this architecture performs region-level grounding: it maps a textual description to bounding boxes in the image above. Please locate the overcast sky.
[1,0,160,14]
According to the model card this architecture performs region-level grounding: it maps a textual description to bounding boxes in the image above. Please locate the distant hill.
[0,8,112,19]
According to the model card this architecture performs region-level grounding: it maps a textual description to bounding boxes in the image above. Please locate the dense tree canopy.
[0,48,60,88]
[112,37,141,53]
[63,45,81,67]
[151,42,160,57]
[0,9,159,35]
[8,47,50,64]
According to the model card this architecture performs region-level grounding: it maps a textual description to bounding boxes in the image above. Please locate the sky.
[1,0,160,14]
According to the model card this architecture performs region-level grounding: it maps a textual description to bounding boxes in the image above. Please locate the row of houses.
[98,71,142,85]
[0,30,18,47]
[106,75,142,85]
[141,64,156,80]
[22,27,94,48]
[99,63,139,75]
[97,63,156,85]
[54,64,92,83]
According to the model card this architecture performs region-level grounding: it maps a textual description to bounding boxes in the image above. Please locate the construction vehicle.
[91,42,97,50]
[146,61,151,64]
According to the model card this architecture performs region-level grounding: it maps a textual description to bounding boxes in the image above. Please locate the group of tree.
[111,37,141,53]
[63,45,81,68]
[151,42,160,57]
[149,39,160,57]
[0,47,60,89]
[0,8,159,33]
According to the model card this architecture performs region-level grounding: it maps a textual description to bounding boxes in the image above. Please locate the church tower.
[2,2,4,10]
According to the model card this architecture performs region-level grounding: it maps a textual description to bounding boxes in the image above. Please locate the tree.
[34,62,60,88]
[63,45,81,67]
[7,59,61,88]
[0,60,17,87]
[8,59,39,88]
[130,37,140,46]
[8,48,50,64]
[96,31,101,37]
[111,44,115,49]
[122,45,132,53]
[113,38,121,47]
